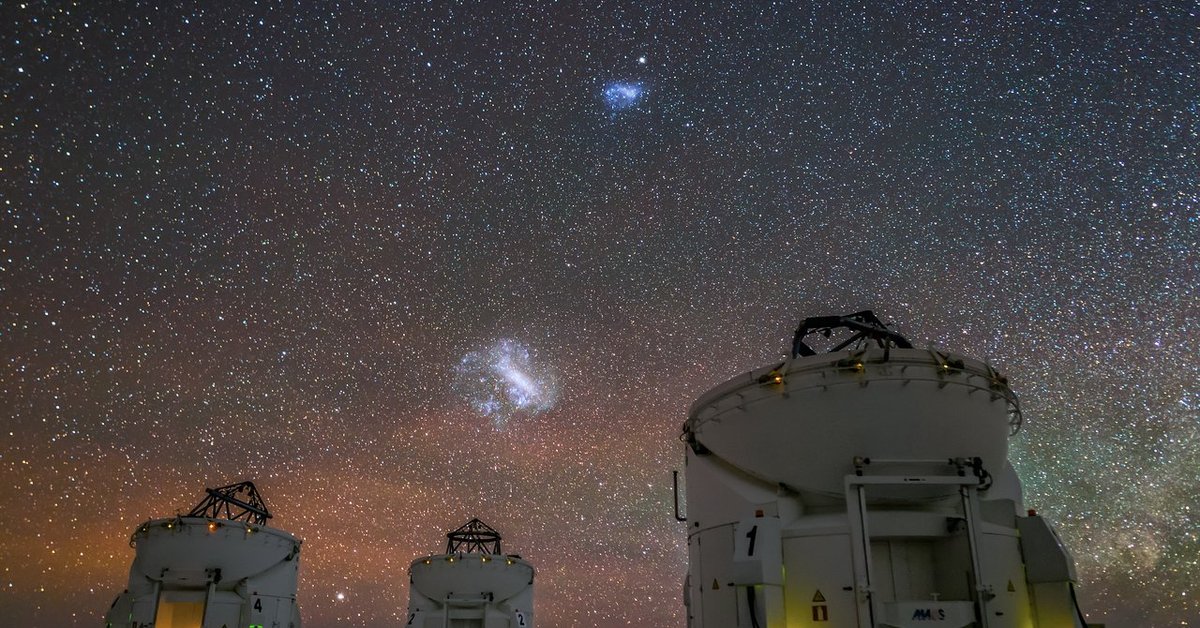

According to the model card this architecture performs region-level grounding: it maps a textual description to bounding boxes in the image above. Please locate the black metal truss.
[186,481,272,526]
[791,310,913,357]
[445,518,503,555]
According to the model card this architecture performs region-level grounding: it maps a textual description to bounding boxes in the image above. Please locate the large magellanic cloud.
[454,339,559,428]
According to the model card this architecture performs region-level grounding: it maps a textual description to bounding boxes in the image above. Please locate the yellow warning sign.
[812,590,826,603]
[711,579,720,590]
[1007,580,1016,592]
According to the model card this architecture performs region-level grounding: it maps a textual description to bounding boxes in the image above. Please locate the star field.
[1,2,1197,627]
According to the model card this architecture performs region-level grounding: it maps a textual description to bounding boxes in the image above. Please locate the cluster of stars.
[1,2,1196,627]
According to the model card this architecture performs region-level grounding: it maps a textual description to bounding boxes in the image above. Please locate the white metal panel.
[694,525,739,627]
[781,533,857,627]
[733,516,782,586]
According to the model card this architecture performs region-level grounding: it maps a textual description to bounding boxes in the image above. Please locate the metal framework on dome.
[186,481,272,526]
[445,518,502,555]
[791,310,913,357]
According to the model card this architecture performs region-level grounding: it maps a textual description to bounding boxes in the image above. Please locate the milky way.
[0,3,1197,627]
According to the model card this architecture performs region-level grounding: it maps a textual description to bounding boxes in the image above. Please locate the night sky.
[2,2,1197,627]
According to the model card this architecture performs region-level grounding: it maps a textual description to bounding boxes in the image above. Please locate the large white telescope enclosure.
[103,481,302,628]
[678,311,1088,628]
